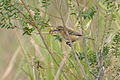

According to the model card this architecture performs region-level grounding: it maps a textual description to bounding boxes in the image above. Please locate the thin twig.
[7,0,68,79]
[31,37,78,79]
[76,0,96,79]
[96,67,103,80]
[20,0,69,79]
[7,0,54,29]
[35,8,61,20]
[56,0,88,79]
[75,0,99,78]
[95,4,100,70]
[54,51,69,80]
[97,0,116,79]
[89,70,98,78]
[76,0,91,71]
[20,0,58,65]
[6,0,33,24]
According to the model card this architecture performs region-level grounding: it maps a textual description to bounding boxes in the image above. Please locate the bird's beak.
[49,29,57,34]
[53,29,58,31]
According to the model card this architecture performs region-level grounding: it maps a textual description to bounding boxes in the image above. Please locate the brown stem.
[7,0,69,79]
[97,0,116,80]
[6,0,33,24]
[56,0,88,79]
[76,0,95,78]
[20,0,69,79]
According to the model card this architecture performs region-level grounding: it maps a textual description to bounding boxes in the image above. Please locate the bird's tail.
[83,36,94,40]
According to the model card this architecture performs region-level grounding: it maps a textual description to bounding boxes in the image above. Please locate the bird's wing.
[69,31,82,36]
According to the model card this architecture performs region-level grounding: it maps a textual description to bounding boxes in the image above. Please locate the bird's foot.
[66,41,71,47]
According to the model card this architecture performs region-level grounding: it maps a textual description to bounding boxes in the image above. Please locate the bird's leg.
[66,41,71,46]
[66,40,75,47]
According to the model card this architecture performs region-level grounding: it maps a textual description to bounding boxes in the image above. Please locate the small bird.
[53,26,94,46]
[35,61,44,71]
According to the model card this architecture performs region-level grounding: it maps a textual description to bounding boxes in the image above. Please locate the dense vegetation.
[0,0,120,80]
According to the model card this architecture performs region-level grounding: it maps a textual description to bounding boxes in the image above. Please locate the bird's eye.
[58,29,61,31]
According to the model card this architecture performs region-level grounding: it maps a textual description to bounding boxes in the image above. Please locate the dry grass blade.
[19,0,69,79]
[1,47,20,80]
[54,51,69,80]
[56,0,88,79]
[32,57,36,80]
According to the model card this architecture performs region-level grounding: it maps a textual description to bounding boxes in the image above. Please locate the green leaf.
[53,35,62,42]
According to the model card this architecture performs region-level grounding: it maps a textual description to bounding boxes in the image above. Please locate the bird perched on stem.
[53,26,94,46]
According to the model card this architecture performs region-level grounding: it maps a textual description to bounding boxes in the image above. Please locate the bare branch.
[56,0,88,79]
[95,4,100,70]
[76,0,95,78]
[20,0,69,79]
[97,0,116,79]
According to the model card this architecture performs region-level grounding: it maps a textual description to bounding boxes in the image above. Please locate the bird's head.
[54,26,64,32]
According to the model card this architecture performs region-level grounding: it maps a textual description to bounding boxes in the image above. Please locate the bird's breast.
[60,31,79,41]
